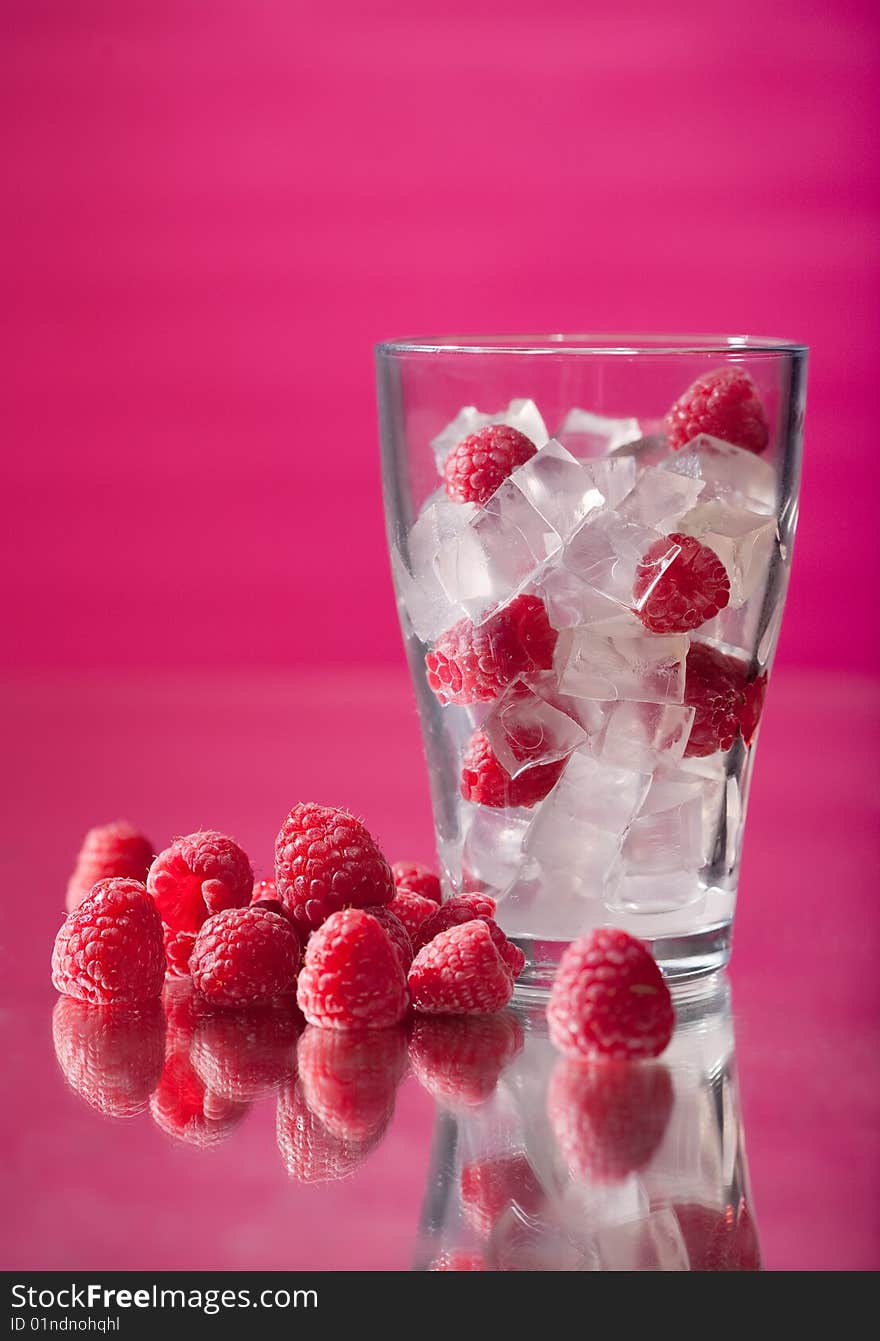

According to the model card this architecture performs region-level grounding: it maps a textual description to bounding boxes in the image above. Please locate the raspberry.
[66,821,154,912]
[190,1001,302,1101]
[52,878,166,1005]
[408,920,514,1015]
[429,1251,489,1271]
[274,802,394,936]
[162,976,205,1051]
[276,1079,374,1183]
[665,367,769,454]
[546,928,674,1061]
[364,904,414,970]
[548,1058,673,1181]
[190,906,300,1006]
[296,908,409,1030]
[409,1011,524,1109]
[411,892,497,953]
[52,997,165,1118]
[684,641,749,757]
[147,831,253,933]
[297,1025,407,1144]
[633,533,730,634]
[460,728,565,809]
[163,926,196,977]
[739,671,768,746]
[391,861,442,905]
[460,1154,544,1235]
[426,594,557,706]
[388,888,437,943]
[151,1049,248,1147]
[672,1199,759,1270]
[251,877,279,903]
[443,424,537,506]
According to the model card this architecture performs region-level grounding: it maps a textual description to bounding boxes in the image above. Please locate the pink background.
[2,0,879,676]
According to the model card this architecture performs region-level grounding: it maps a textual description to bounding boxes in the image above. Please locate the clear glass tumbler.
[377,335,806,986]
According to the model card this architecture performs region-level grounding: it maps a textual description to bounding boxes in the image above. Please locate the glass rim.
[376,332,808,357]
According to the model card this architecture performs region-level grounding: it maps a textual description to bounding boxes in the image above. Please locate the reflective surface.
[3,668,879,1269]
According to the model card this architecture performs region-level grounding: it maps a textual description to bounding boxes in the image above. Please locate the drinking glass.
[377,335,806,986]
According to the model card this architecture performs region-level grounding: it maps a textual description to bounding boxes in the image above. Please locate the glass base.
[511,919,732,998]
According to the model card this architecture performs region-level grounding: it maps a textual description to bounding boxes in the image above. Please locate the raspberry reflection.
[52,996,165,1118]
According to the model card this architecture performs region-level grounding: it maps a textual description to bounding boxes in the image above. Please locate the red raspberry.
[460,1154,545,1235]
[251,877,278,903]
[548,1058,673,1181]
[388,888,437,942]
[274,802,394,936]
[52,878,166,1005]
[147,830,253,934]
[443,423,537,506]
[391,861,442,905]
[409,1011,524,1109]
[739,671,768,746]
[66,821,154,912]
[163,926,196,977]
[671,1199,759,1271]
[52,997,165,1118]
[297,1025,407,1144]
[277,1078,374,1183]
[546,928,674,1061]
[633,532,730,634]
[296,908,409,1030]
[684,641,749,757]
[363,904,414,970]
[426,594,557,706]
[408,920,514,1015]
[411,892,497,953]
[665,367,769,454]
[151,1049,248,1147]
[429,1251,489,1271]
[460,728,565,809]
[190,906,300,1006]
[190,1002,302,1101]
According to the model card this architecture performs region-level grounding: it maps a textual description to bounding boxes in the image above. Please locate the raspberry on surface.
[408,1011,524,1109]
[276,1078,376,1183]
[391,861,442,905]
[274,802,394,937]
[52,996,165,1118]
[387,888,437,943]
[296,908,409,1030]
[665,367,770,455]
[460,1153,545,1236]
[408,920,514,1016]
[363,904,414,970]
[147,830,253,933]
[460,728,566,809]
[443,423,537,506]
[411,892,497,954]
[151,1049,248,1148]
[739,672,768,746]
[190,906,300,1006]
[425,594,557,706]
[633,532,730,634]
[548,1058,673,1181]
[684,641,749,757]
[546,928,675,1061]
[66,821,154,912]
[297,1024,407,1144]
[190,1001,302,1101]
[163,925,196,978]
[52,878,166,1005]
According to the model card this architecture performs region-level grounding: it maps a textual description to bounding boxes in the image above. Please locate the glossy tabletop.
[2,666,878,1270]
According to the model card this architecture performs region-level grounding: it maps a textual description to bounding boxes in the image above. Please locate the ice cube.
[495,871,609,940]
[491,1205,594,1272]
[594,1208,690,1271]
[390,543,460,644]
[598,701,695,772]
[509,440,637,541]
[430,398,548,473]
[460,803,535,895]
[435,479,562,623]
[662,434,777,515]
[608,433,673,468]
[617,465,704,531]
[621,794,705,874]
[564,510,680,613]
[484,682,588,779]
[609,869,705,914]
[391,492,478,642]
[556,408,642,458]
[554,627,688,705]
[538,562,643,637]
[677,501,778,607]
